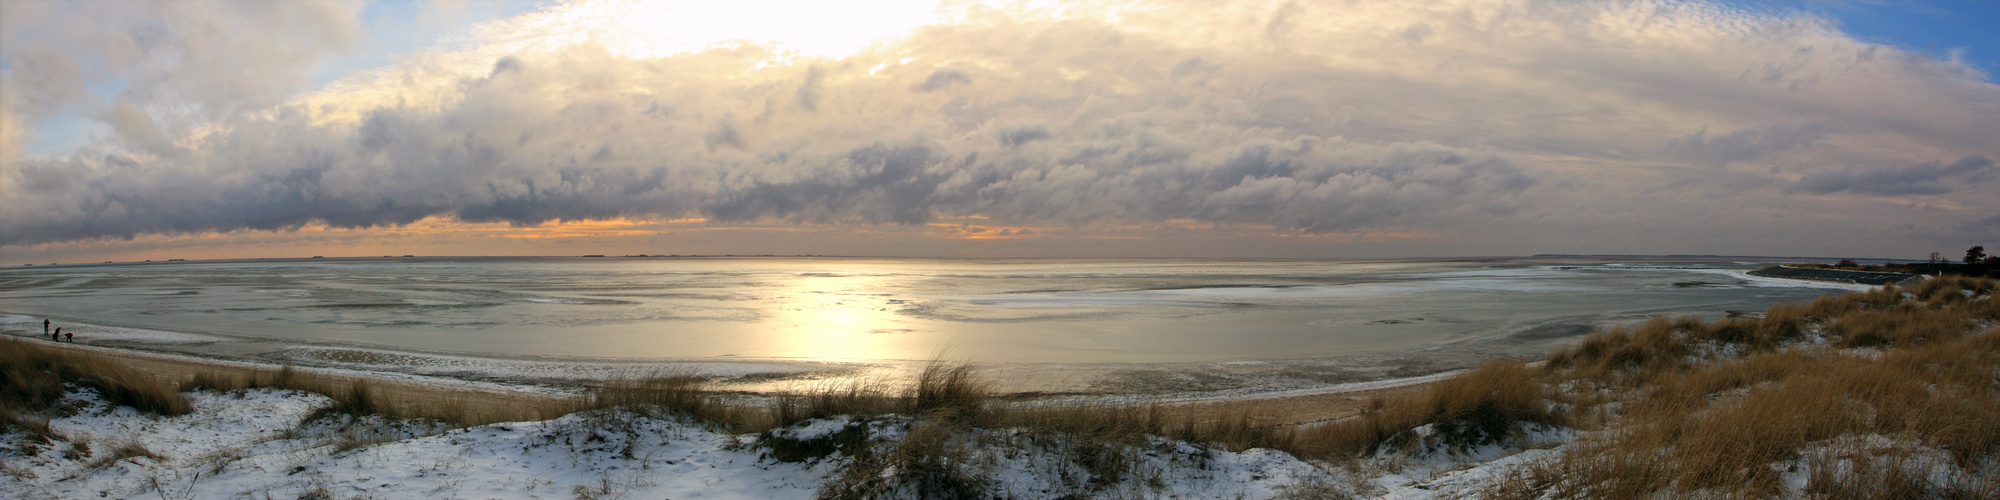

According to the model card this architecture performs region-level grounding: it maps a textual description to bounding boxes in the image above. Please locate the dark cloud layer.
[1790,156,1995,196]
[1964,214,2000,234]
[1666,122,1833,166]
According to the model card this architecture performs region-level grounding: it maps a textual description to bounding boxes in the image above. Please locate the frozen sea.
[0,257,1867,395]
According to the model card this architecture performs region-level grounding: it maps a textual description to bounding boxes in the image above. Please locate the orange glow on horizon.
[0,214,1449,266]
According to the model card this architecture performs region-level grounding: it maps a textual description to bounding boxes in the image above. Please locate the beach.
[8,269,1993,499]
[2,315,1438,429]
[0,256,1872,439]
[0,257,1865,399]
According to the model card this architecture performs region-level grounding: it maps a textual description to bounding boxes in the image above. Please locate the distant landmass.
[1531,254,1925,263]
[1748,265,1923,286]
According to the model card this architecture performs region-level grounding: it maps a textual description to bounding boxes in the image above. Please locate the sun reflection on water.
[761,272,924,361]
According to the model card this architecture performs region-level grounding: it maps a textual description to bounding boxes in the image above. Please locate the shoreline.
[5,265,1871,426]
[8,263,1875,425]
[4,316,1453,427]
[2,309,1544,399]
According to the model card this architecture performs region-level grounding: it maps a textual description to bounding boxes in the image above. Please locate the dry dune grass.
[577,360,1003,433]
[769,380,897,429]
[0,342,578,428]
[902,360,991,424]
[181,365,574,427]
[3,342,683,429]
[582,358,1296,451]
[1292,359,1559,458]
[777,360,1302,497]
[563,357,1309,494]
[2,337,191,418]
[1216,275,2000,496]
[1467,275,2000,498]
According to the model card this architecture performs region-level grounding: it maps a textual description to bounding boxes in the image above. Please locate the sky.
[1,0,1997,265]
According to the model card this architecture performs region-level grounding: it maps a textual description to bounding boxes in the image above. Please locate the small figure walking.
[53,327,62,342]
[44,318,51,336]
[65,331,73,343]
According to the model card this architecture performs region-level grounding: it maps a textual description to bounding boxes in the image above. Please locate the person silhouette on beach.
[65,331,73,343]
[44,319,50,336]
[53,327,62,341]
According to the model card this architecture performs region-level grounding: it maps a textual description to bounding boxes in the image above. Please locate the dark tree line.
[1967,245,1998,276]
[1819,245,1996,277]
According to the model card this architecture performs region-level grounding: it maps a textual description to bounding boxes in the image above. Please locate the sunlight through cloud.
[533,0,947,61]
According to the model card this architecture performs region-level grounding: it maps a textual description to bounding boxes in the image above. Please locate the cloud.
[990,122,1051,147]
[916,69,969,91]
[3,0,1998,257]
[0,0,362,159]
[1963,213,2000,235]
[795,65,824,112]
[1666,122,1834,166]
[1789,155,1995,196]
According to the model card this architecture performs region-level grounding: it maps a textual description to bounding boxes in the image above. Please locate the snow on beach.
[0,328,1542,499]
[2,387,828,499]
[3,386,1348,499]
[1,382,1696,499]
[13,384,1947,500]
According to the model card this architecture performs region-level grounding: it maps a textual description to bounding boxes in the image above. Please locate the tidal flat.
[0,257,1863,398]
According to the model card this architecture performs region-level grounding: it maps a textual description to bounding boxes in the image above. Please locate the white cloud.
[0,0,363,158]
[3,0,1997,256]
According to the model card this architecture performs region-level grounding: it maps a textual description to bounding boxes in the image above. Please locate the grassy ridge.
[1473,276,2000,497]
[2,337,191,419]
[183,365,581,427]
